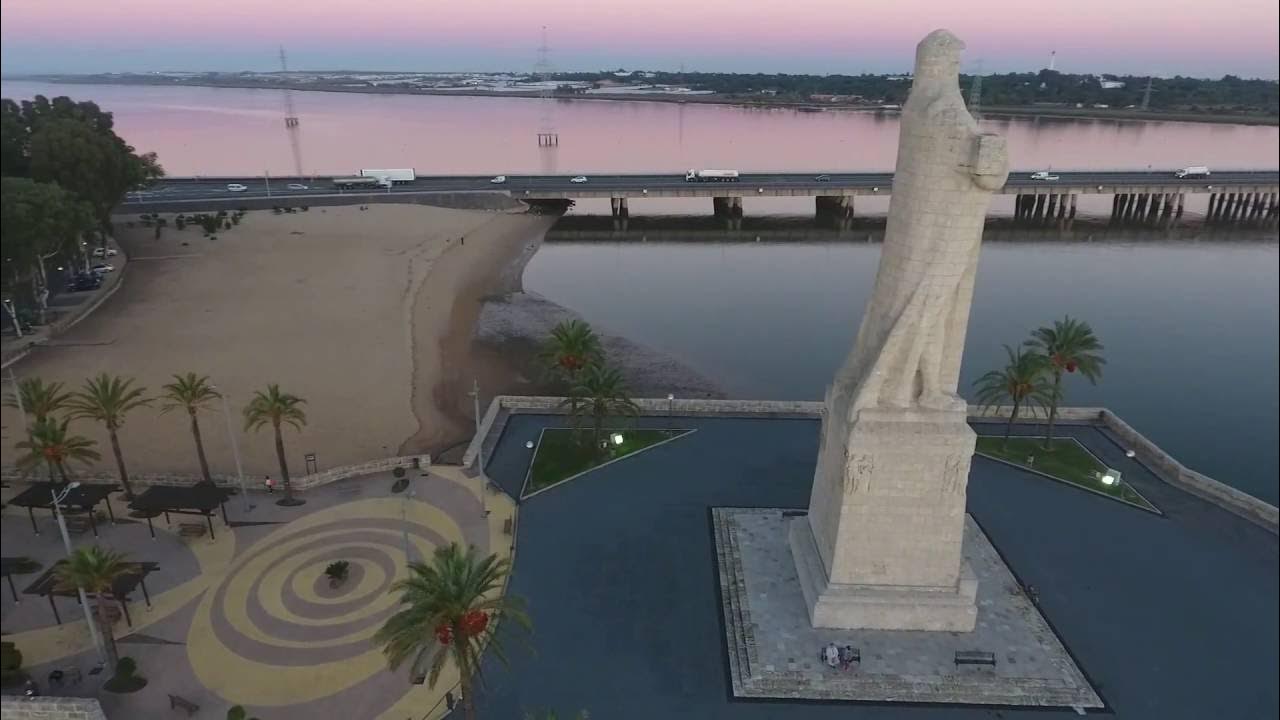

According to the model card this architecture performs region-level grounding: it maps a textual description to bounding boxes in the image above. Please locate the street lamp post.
[469,379,484,476]
[2,299,21,339]
[212,386,251,512]
[51,483,106,663]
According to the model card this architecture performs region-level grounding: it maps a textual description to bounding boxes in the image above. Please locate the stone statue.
[789,30,1007,632]
[834,29,1008,418]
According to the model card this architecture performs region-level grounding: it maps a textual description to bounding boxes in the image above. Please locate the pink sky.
[2,0,1277,77]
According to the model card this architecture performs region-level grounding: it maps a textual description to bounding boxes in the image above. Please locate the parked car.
[71,274,102,292]
[92,247,118,258]
[226,183,248,192]
[91,264,115,274]
[569,176,589,184]
[490,175,507,184]
[1029,171,1060,181]
[286,183,309,190]
[814,174,831,182]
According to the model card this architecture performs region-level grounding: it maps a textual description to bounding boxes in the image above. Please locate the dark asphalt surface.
[128,170,1280,203]
[475,414,1278,719]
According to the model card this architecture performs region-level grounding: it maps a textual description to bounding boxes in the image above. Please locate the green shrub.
[104,655,147,693]
[324,561,350,582]
[0,641,24,687]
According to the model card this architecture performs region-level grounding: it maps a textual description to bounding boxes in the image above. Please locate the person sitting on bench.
[839,645,858,670]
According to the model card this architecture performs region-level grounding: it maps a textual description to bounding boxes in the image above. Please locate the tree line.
[553,69,1279,115]
[5,373,310,505]
[1,95,164,325]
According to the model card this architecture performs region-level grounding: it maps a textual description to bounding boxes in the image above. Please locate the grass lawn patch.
[526,428,690,495]
[976,436,1159,513]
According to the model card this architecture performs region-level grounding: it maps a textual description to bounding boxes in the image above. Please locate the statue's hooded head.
[914,29,965,84]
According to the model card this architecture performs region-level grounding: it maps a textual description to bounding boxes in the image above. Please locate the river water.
[3,80,1277,501]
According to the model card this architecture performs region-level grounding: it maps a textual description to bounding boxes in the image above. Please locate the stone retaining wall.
[461,396,1277,534]
[0,455,430,495]
[0,697,107,720]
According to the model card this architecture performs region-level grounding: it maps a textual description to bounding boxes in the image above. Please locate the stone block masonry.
[0,697,108,720]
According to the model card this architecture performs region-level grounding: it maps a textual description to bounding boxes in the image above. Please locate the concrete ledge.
[0,696,107,720]
[461,396,1277,534]
[0,454,430,495]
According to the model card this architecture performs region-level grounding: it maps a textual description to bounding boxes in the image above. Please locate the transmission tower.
[279,46,305,177]
[1140,75,1153,111]
[967,59,984,120]
[534,26,558,148]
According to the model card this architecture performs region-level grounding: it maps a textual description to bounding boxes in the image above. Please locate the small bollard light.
[1100,473,1118,486]
[1125,449,1136,458]
[525,440,535,449]
[610,432,625,446]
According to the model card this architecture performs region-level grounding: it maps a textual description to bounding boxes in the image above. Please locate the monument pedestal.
[789,514,978,631]
[790,404,979,631]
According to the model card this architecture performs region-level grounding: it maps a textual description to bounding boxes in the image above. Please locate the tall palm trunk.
[45,459,57,482]
[1002,400,1021,450]
[95,594,119,669]
[1043,370,1064,450]
[273,421,294,502]
[458,650,476,720]
[188,410,212,484]
[55,459,69,483]
[107,426,135,498]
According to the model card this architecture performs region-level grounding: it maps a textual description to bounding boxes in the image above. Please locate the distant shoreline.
[7,76,1278,127]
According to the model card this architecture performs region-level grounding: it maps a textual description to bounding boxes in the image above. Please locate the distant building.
[1100,80,1126,90]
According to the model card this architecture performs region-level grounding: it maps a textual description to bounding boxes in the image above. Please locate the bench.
[167,694,199,715]
[502,518,513,536]
[177,522,206,538]
[64,516,92,535]
[954,650,997,667]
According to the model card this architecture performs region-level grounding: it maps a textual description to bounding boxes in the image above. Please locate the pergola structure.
[0,556,40,603]
[127,482,237,540]
[21,560,158,626]
[7,482,121,538]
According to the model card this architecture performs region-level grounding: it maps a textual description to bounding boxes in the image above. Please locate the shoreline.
[10,77,1278,127]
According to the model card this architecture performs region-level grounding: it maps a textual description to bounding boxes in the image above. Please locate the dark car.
[815,174,831,182]
[70,274,102,292]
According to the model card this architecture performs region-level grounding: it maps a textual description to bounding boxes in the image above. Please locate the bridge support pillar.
[1147,193,1160,222]
[1056,194,1067,221]
[1268,192,1278,218]
[1208,193,1219,221]
[1068,193,1078,219]
[1033,193,1046,220]
[1110,194,1122,222]
[1175,193,1185,218]
[1224,192,1238,221]
[610,197,629,219]
[1045,193,1058,221]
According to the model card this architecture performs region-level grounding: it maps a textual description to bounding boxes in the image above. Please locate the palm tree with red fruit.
[1025,316,1105,450]
[375,543,530,720]
[973,345,1056,449]
[539,320,604,386]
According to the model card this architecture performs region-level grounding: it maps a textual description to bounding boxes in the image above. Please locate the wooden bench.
[502,518,513,536]
[167,693,199,715]
[954,650,997,667]
[177,522,206,538]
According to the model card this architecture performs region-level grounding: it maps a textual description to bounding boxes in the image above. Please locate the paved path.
[2,466,515,720]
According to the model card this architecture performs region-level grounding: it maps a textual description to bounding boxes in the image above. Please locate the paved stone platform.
[713,507,1102,708]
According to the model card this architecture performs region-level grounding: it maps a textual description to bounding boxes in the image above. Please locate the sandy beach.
[1,204,552,478]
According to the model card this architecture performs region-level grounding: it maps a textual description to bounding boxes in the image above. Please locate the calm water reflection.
[527,223,1279,503]
[2,80,1278,176]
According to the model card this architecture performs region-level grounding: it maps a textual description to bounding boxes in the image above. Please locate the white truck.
[334,176,391,190]
[685,169,740,182]
[1174,166,1211,178]
[360,168,416,185]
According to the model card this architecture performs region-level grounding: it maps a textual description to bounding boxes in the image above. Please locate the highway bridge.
[127,169,1280,223]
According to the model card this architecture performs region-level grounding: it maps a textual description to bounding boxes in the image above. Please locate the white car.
[92,247,118,258]
[490,175,507,184]
[226,183,248,192]
[1029,171,1059,181]
[569,176,589,184]
[286,183,309,190]
[92,264,115,274]
[1174,166,1211,178]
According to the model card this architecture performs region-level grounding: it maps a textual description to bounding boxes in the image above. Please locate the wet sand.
[0,204,550,477]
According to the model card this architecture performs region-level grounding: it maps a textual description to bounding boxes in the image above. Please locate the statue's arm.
[969,133,1009,191]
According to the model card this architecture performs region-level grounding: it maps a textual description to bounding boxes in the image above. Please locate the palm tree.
[375,543,530,720]
[243,384,307,506]
[3,376,71,425]
[67,374,150,499]
[561,364,640,451]
[160,373,220,484]
[1025,316,1105,449]
[538,320,605,387]
[52,545,134,670]
[973,345,1056,449]
[14,417,101,482]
